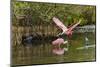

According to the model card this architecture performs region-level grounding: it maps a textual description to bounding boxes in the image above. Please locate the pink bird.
[52,17,81,37]
[52,38,68,47]
[52,38,68,55]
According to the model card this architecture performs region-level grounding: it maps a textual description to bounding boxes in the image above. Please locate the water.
[12,32,96,66]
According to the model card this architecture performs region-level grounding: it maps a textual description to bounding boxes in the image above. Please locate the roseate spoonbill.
[52,38,68,47]
[52,17,81,37]
[52,38,69,54]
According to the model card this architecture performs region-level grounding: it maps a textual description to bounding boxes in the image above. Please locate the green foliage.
[12,1,96,26]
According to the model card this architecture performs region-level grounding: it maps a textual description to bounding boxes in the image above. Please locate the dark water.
[12,32,96,66]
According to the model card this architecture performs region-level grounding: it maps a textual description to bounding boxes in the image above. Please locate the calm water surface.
[12,32,96,65]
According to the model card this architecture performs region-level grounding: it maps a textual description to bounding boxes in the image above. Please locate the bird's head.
[65,30,73,35]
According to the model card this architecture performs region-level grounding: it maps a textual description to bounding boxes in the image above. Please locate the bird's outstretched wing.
[52,17,68,32]
[68,19,81,31]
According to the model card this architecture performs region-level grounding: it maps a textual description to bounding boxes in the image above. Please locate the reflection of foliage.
[12,1,96,26]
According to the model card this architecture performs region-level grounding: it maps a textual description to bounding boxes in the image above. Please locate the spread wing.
[52,17,68,32]
[68,19,81,31]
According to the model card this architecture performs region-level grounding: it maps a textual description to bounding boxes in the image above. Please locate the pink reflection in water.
[52,48,64,55]
[52,38,67,55]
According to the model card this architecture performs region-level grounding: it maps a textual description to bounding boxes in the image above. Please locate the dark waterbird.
[21,33,59,46]
[22,34,34,45]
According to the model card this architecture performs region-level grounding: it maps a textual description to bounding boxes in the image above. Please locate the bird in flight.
[52,17,81,37]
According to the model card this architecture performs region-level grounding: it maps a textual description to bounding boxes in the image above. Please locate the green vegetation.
[12,1,96,26]
[11,1,96,65]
